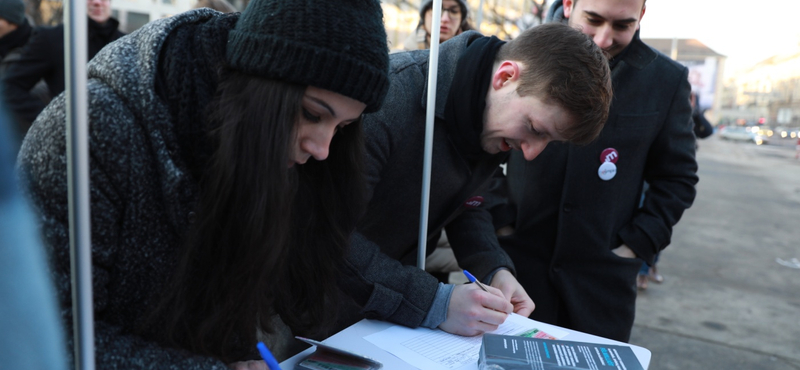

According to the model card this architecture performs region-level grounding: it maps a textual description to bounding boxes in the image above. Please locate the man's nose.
[520,140,547,161]
[593,27,613,50]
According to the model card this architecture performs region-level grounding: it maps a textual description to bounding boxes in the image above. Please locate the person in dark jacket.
[0,0,37,147]
[338,23,612,337]
[0,0,31,61]
[487,0,698,342]
[16,0,389,367]
[2,0,124,132]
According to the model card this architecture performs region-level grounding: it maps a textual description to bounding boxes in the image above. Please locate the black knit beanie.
[226,0,390,112]
[0,0,26,25]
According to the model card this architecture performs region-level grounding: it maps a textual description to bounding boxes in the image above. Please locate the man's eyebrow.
[583,10,638,24]
[306,96,336,118]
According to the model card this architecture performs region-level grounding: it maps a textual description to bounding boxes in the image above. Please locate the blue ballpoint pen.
[257,342,282,370]
[463,269,489,292]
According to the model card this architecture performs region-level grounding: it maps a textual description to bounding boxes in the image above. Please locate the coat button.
[188,211,196,224]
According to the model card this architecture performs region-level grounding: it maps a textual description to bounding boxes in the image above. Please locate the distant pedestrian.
[795,136,800,160]
[2,0,124,133]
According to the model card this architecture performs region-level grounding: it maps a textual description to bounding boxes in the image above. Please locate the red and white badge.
[598,147,618,181]
[600,148,619,164]
[464,196,484,208]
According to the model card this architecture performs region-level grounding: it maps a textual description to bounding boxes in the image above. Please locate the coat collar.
[615,30,657,70]
[420,31,484,120]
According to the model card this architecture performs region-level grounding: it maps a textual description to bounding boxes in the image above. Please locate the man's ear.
[637,5,646,30]
[491,61,521,91]
[563,0,575,18]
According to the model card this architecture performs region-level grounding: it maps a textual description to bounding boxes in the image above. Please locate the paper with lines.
[363,313,568,370]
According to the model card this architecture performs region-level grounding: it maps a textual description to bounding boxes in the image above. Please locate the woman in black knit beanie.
[16,0,389,368]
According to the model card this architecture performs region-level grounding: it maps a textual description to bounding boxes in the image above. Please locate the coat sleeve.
[339,109,440,328]
[618,69,699,264]
[481,166,517,230]
[16,85,231,369]
[444,201,517,282]
[2,27,54,125]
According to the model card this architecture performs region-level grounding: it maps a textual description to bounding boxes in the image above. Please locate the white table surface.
[281,319,651,370]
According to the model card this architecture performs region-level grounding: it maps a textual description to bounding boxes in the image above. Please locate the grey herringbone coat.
[17,10,241,369]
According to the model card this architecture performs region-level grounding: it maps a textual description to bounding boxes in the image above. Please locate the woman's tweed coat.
[17,9,246,368]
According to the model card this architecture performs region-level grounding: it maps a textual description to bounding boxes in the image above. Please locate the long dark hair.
[144,70,366,362]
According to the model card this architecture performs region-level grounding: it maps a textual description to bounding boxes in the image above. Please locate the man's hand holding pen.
[438,281,513,336]
[489,269,535,317]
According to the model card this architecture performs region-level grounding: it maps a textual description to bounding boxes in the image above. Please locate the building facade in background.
[643,38,725,125]
[730,51,800,129]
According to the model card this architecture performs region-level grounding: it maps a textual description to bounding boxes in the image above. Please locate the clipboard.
[295,336,383,370]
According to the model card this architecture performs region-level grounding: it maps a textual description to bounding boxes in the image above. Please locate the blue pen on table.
[463,269,489,292]
[257,342,282,370]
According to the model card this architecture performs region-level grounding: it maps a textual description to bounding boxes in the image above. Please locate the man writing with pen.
[335,22,612,337]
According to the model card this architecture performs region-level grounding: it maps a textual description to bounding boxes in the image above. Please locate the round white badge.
[598,161,617,181]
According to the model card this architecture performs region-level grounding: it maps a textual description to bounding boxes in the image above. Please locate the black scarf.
[88,17,119,42]
[443,36,505,165]
[155,13,239,179]
[0,20,32,59]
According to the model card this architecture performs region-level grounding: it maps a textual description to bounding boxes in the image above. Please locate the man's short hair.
[497,23,612,145]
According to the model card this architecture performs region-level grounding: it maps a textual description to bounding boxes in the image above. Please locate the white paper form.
[364,313,568,370]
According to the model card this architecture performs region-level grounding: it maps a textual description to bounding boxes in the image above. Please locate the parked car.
[719,126,768,145]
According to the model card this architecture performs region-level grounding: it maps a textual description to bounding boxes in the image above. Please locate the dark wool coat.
[338,31,516,328]
[2,17,124,126]
[17,10,240,369]
[487,6,698,341]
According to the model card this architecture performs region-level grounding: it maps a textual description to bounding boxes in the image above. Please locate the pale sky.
[637,0,800,77]
[547,0,800,78]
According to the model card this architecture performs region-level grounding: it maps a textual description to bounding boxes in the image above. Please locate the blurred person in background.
[15,0,389,367]
[486,0,698,342]
[0,84,66,370]
[0,0,32,62]
[2,0,124,134]
[795,136,800,160]
[403,0,472,51]
[0,0,39,148]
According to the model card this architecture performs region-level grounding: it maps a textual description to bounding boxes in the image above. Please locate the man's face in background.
[564,0,645,58]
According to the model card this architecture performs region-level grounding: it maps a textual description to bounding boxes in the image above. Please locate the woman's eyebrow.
[306,96,336,118]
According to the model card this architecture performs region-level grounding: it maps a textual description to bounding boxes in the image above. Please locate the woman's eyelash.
[302,108,321,123]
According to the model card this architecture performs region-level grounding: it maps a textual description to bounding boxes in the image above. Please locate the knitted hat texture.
[0,0,25,25]
[226,0,390,112]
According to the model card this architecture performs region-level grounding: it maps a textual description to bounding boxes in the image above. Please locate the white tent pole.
[417,0,443,270]
[65,0,95,368]
[476,0,485,30]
